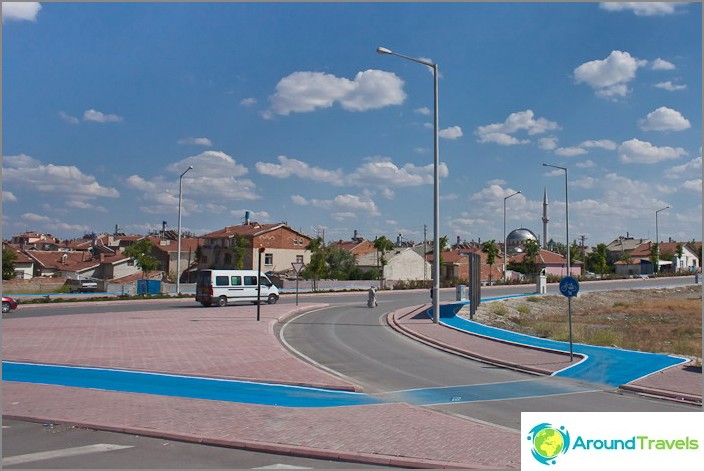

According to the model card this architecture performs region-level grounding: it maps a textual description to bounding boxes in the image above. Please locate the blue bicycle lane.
[436,297,690,388]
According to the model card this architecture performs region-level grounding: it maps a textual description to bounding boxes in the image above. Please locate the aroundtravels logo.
[526,423,571,465]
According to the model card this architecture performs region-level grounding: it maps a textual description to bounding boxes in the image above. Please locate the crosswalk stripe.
[2,444,133,466]
[254,465,312,469]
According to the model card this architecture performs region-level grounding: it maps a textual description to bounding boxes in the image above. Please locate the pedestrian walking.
[367,286,378,308]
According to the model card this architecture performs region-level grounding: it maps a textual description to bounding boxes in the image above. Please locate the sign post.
[257,245,265,321]
[559,276,579,361]
[291,262,304,306]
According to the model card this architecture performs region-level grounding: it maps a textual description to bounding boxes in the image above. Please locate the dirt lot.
[458,285,702,361]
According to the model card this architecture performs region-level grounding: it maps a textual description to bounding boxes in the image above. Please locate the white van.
[195,270,280,307]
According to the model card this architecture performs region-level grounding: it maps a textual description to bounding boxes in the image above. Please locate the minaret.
[542,187,549,249]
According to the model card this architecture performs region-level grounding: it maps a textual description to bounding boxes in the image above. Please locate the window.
[201,255,208,264]
[243,276,258,286]
[296,255,304,264]
[215,276,229,287]
[264,254,273,265]
[230,276,241,286]
[127,259,134,266]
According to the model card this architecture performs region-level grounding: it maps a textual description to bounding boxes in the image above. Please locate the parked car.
[2,296,18,313]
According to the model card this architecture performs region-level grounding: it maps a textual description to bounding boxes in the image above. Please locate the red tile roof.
[201,223,310,240]
[510,249,583,265]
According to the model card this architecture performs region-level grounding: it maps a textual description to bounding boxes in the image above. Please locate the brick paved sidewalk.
[2,301,522,469]
[389,304,702,405]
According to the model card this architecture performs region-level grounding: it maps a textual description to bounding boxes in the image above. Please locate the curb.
[387,305,559,376]
[388,304,702,405]
[2,415,489,469]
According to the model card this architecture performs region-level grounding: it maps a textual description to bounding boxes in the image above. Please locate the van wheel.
[217,296,227,307]
[201,301,212,307]
[267,294,278,305]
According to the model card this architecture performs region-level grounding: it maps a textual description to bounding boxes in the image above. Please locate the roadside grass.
[530,298,701,357]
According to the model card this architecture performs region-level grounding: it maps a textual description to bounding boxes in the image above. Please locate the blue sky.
[2,2,701,247]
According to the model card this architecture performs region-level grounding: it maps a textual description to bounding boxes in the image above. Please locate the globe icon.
[533,428,564,459]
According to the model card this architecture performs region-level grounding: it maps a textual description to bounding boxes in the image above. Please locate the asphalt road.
[3,276,699,468]
[1,419,386,469]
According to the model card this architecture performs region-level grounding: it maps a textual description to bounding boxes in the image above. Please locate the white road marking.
[2,444,133,466]
[254,465,312,469]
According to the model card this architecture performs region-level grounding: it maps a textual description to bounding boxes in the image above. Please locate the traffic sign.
[291,262,304,274]
[559,276,579,298]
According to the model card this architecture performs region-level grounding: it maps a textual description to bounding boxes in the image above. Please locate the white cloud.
[292,193,379,217]
[638,106,690,131]
[576,160,597,169]
[415,107,431,115]
[574,50,647,99]
[654,81,687,92]
[665,157,702,179]
[166,151,248,178]
[59,112,80,124]
[555,147,588,157]
[651,58,676,70]
[230,209,270,222]
[255,156,344,185]
[2,154,120,199]
[682,179,702,192]
[539,137,559,150]
[347,158,448,188]
[579,139,617,150]
[599,2,688,16]
[573,177,596,189]
[2,191,17,202]
[83,109,124,123]
[66,200,108,212]
[21,212,52,223]
[256,155,448,189]
[266,69,405,117]
[476,110,558,145]
[618,138,687,164]
[240,97,257,106]
[177,137,213,146]
[2,2,41,22]
[439,125,463,140]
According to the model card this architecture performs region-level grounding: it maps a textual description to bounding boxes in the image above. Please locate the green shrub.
[490,302,508,316]
[517,305,531,315]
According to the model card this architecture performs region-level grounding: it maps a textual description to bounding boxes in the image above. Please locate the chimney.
[353,229,358,240]
[244,211,251,225]
[162,221,167,237]
[457,236,461,246]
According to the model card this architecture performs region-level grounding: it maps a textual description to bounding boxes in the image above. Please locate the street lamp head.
[188,165,193,170]
[376,47,392,55]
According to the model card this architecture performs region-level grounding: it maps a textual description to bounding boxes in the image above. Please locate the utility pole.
[579,235,587,260]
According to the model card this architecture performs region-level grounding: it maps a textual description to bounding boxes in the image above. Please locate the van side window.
[230,276,242,286]
[243,276,258,286]
[215,276,229,287]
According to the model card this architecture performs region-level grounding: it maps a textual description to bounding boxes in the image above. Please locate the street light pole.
[377,46,441,324]
[544,163,574,360]
[176,165,193,295]
[503,191,521,282]
[655,206,670,274]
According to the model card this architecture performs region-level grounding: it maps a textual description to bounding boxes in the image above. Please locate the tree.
[302,237,327,291]
[649,243,660,274]
[3,245,17,280]
[481,240,499,285]
[522,239,541,275]
[124,238,160,279]
[229,234,250,269]
[373,236,395,286]
[587,243,608,276]
[325,245,358,280]
[675,243,684,272]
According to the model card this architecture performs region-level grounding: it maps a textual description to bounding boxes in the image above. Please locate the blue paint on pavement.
[2,362,381,408]
[433,300,689,388]
[377,378,599,405]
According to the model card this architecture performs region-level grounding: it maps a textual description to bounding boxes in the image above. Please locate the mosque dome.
[506,228,538,254]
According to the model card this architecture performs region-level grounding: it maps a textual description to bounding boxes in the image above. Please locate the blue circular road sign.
[559,276,580,298]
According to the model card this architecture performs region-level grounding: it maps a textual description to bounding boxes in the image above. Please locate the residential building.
[615,241,700,276]
[509,249,583,277]
[427,248,504,284]
[605,234,651,263]
[327,231,376,261]
[356,248,431,284]
[198,222,311,272]
[146,236,203,282]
